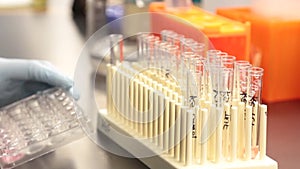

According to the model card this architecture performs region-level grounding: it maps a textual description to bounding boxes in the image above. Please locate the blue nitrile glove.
[0,57,79,107]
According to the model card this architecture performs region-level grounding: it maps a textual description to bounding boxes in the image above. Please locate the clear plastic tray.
[0,88,85,169]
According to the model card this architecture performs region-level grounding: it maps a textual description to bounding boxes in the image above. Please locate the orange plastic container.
[217,7,300,103]
[149,2,250,61]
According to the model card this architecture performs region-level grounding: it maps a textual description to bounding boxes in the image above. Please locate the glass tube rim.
[251,67,264,76]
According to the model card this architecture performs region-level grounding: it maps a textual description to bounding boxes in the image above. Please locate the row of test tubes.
[105,30,268,166]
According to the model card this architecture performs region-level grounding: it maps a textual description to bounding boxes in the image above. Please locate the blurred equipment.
[202,0,250,12]
[31,0,47,10]
[0,0,47,10]
[86,0,107,37]
[0,0,31,8]
[149,2,250,61]
[217,6,300,103]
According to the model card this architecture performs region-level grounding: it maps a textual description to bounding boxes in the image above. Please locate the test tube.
[221,55,236,69]
[180,38,198,54]
[234,61,252,103]
[248,67,264,159]
[109,34,123,65]
[220,54,235,103]
[186,56,203,163]
[192,43,205,58]
[165,44,179,79]
[153,40,161,69]
[138,34,153,66]
[208,65,225,162]
[152,36,161,67]
[145,35,160,67]
[206,50,221,66]
[166,31,179,45]
[182,52,196,70]
[219,66,234,160]
[248,67,264,107]
[172,33,185,48]
[181,52,196,106]
[204,50,221,100]
[137,33,149,61]
[154,41,168,74]
[194,57,205,99]
[160,30,176,42]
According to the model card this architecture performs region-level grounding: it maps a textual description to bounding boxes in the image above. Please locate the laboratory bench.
[0,1,299,169]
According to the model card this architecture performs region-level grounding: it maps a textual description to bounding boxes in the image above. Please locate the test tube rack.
[97,32,278,169]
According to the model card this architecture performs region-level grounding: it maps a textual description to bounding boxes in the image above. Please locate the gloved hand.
[0,57,79,107]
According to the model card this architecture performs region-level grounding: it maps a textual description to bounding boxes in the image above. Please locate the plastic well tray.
[0,88,85,169]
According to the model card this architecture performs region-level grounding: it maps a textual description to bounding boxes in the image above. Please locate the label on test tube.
[168,100,176,156]
[195,107,201,163]
[200,108,208,165]
[215,106,223,163]
[180,106,188,164]
[153,92,159,145]
[138,82,144,135]
[106,64,112,115]
[143,85,149,137]
[245,105,252,160]
[230,106,238,162]
[186,108,193,165]
[148,88,154,140]
[222,103,230,159]
[158,94,164,148]
[134,80,139,131]
[120,70,125,124]
[259,104,267,160]
[112,66,118,118]
[251,102,259,159]
[174,103,181,162]
[129,77,135,129]
[163,97,170,151]
[238,102,245,159]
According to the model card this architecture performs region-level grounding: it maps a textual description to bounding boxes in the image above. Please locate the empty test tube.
[160,30,176,42]
[145,35,160,67]
[172,33,185,47]
[248,67,264,159]
[191,43,205,58]
[259,104,267,160]
[248,67,264,107]
[165,44,179,78]
[234,61,251,102]
[194,57,206,99]
[137,33,149,61]
[161,30,183,46]
[180,38,198,53]
[206,50,222,66]
[154,41,169,74]
[109,34,123,65]
[221,54,236,69]
[181,51,197,106]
